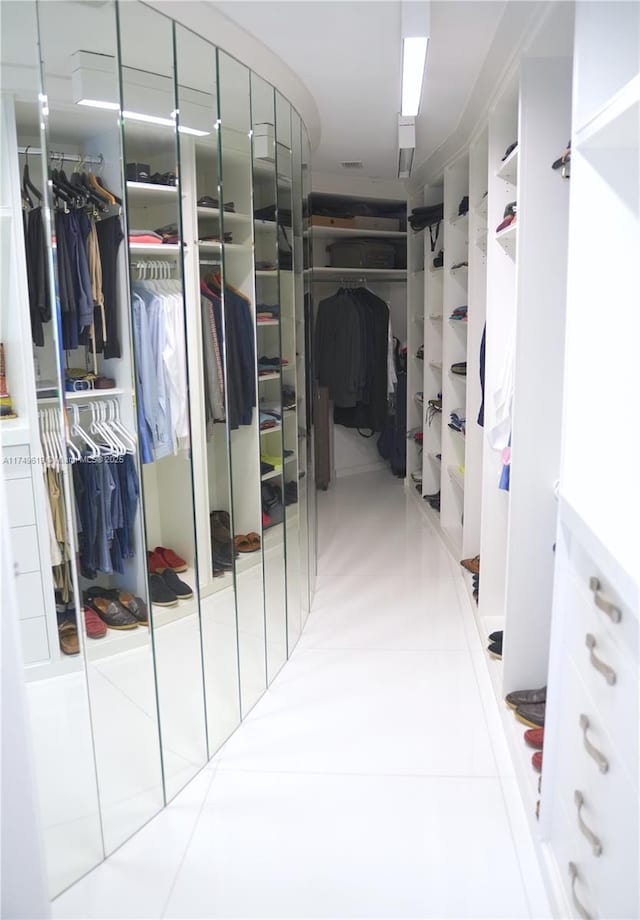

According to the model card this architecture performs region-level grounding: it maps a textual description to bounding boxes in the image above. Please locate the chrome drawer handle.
[589,576,622,623]
[574,790,602,856]
[585,634,616,685]
[579,714,609,774]
[569,863,592,920]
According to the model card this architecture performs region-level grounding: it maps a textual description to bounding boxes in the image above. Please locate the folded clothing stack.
[257,303,280,322]
[258,355,289,370]
[449,305,468,322]
[197,195,236,212]
[129,229,163,245]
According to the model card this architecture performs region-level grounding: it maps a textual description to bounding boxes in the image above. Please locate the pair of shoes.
[85,587,148,629]
[147,546,188,574]
[149,570,193,606]
[460,554,480,575]
[235,533,261,553]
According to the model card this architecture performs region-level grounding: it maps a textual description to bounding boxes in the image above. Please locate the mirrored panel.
[118,2,207,801]
[174,24,241,753]
[291,107,311,622]
[301,124,317,612]
[217,50,267,715]
[3,0,108,894]
[36,0,167,857]
[275,92,302,650]
[251,73,287,682]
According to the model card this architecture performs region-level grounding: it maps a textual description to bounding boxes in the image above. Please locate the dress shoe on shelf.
[161,568,193,600]
[58,620,80,655]
[147,550,167,574]
[487,640,502,660]
[84,593,139,630]
[524,727,545,750]
[154,546,188,573]
[83,607,107,639]
[149,574,178,607]
[488,630,503,643]
[460,554,480,575]
[94,588,149,625]
[505,686,547,710]
[532,751,543,772]
[514,701,546,729]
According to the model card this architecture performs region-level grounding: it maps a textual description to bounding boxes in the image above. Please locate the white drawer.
[567,534,638,665]
[15,571,45,621]
[1,445,33,479]
[6,477,36,527]
[548,803,599,920]
[568,599,638,782]
[19,617,50,665]
[551,664,639,919]
[11,525,41,575]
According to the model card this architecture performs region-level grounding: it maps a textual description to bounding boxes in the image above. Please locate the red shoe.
[154,546,188,572]
[262,510,272,527]
[532,751,543,772]
[524,728,544,750]
[84,606,107,639]
[147,550,167,574]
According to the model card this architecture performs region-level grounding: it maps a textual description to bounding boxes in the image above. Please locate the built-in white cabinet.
[407,2,638,915]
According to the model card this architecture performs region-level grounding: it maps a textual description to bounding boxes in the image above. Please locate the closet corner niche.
[0,0,315,898]
[311,192,408,489]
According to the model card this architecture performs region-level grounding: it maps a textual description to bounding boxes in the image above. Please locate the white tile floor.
[53,470,552,919]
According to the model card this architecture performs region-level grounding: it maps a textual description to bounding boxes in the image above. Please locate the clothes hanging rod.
[18,146,103,166]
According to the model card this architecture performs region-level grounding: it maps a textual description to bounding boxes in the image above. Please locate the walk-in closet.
[1,1,638,918]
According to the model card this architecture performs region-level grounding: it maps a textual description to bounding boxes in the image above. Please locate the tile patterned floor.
[53,471,551,919]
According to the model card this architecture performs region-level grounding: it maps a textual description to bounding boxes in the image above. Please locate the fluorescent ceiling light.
[401,37,428,117]
[177,125,210,137]
[76,103,211,137]
[77,98,120,110]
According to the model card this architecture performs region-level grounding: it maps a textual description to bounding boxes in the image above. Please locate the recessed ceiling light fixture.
[398,1,430,177]
[401,36,428,117]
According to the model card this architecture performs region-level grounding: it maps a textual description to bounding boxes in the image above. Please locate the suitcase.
[326,238,395,269]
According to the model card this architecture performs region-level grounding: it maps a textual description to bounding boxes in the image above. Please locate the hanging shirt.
[487,324,515,452]
[96,214,123,358]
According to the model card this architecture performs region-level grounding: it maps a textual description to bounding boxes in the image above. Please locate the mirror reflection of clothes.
[132,281,189,463]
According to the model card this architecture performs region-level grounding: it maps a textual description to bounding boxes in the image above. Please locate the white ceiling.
[213,0,508,181]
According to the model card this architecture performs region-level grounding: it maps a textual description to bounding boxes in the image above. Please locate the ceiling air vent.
[341,160,363,169]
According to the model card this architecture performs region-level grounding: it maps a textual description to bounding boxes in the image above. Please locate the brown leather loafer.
[505,686,547,710]
[460,554,480,575]
[59,620,80,655]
